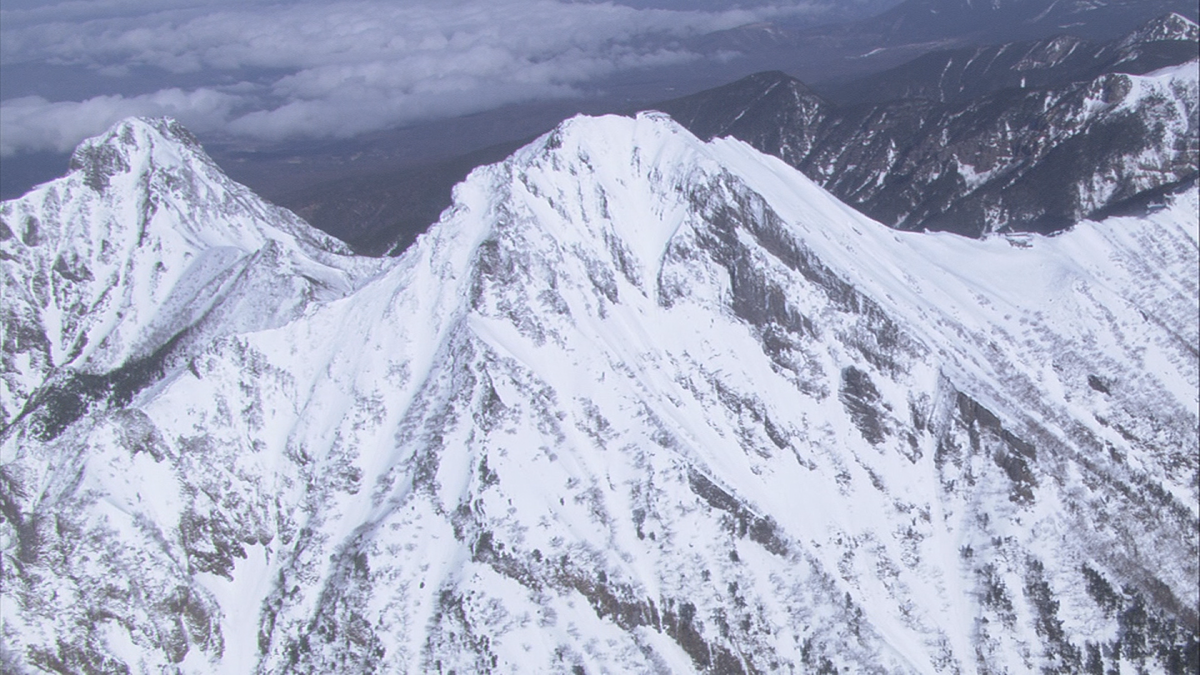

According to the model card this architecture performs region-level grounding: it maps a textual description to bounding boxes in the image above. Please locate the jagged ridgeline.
[655,13,1199,238]
[1,109,1197,673]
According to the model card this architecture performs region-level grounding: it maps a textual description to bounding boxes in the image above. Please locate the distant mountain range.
[843,0,1196,43]
[695,0,1198,83]
[820,11,1199,105]
[710,0,1200,50]
[657,13,1198,237]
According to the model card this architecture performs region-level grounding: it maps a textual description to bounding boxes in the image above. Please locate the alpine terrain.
[1,105,1197,674]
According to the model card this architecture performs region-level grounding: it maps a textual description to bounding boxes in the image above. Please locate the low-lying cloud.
[0,0,841,155]
[0,89,238,156]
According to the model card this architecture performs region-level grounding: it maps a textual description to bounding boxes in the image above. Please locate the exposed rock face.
[656,16,1199,238]
[1,114,1197,674]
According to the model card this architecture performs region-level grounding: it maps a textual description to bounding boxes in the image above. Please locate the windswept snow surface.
[1,113,1196,674]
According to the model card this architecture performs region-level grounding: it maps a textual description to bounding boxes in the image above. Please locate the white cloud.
[0,88,238,156]
[0,0,831,153]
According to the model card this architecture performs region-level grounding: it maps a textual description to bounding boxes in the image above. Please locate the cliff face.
[1,113,1196,674]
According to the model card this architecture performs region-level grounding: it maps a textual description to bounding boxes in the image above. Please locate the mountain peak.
[65,117,204,192]
[483,112,717,288]
[47,116,354,255]
[1,117,376,429]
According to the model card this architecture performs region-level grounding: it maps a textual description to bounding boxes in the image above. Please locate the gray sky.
[0,0,892,156]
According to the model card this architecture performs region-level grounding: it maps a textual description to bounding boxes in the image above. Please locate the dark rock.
[839,366,887,445]
[689,470,788,557]
[21,216,40,246]
[68,143,131,193]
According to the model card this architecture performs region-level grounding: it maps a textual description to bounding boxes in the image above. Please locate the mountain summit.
[2,114,1197,673]
[0,117,380,436]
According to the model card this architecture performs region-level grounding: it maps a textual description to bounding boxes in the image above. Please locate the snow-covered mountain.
[0,118,382,435]
[1,113,1196,674]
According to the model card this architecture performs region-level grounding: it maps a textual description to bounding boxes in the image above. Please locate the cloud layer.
[0,0,837,155]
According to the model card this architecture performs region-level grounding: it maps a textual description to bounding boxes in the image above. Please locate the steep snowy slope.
[0,118,382,435]
[1,114,1196,674]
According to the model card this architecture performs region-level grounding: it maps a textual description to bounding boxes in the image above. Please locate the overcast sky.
[0,0,891,156]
